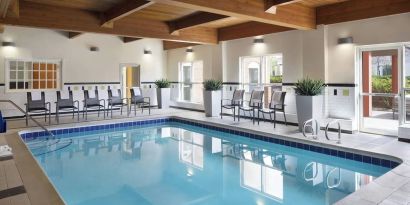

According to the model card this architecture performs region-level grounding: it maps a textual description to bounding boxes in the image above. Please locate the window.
[178,61,203,104]
[6,59,62,92]
[240,54,283,92]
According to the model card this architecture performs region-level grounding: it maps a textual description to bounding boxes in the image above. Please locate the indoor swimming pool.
[20,119,396,205]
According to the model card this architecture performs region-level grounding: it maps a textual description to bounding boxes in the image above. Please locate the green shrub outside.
[270,75,282,83]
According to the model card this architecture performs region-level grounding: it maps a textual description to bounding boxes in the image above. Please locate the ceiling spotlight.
[144,49,152,54]
[186,48,193,53]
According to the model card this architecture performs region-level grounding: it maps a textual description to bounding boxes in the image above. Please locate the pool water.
[26,122,390,205]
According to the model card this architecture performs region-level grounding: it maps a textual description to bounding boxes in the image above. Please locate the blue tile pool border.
[19,117,400,169]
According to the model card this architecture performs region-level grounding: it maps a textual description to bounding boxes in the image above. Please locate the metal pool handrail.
[0,100,55,138]
[302,119,319,140]
[325,119,342,144]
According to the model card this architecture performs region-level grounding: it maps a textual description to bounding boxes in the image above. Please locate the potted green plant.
[294,77,325,131]
[203,79,223,117]
[155,79,171,109]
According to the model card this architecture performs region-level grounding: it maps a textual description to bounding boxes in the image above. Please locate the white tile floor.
[3,108,410,205]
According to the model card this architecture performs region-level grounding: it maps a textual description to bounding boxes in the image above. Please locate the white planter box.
[203,90,222,117]
[296,95,324,131]
[156,88,171,109]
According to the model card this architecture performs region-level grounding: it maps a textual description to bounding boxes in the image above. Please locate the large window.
[240,54,283,92]
[5,59,62,92]
[178,61,203,104]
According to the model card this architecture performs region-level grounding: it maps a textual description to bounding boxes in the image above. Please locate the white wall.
[166,44,222,81]
[0,26,166,117]
[222,30,304,83]
[326,13,410,83]
[0,26,166,84]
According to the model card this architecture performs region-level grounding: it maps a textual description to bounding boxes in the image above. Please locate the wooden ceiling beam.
[0,1,217,44]
[68,32,83,39]
[317,0,410,25]
[101,0,154,27]
[264,0,303,13]
[167,12,227,34]
[122,37,142,43]
[163,40,198,50]
[218,21,293,41]
[0,0,12,18]
[151,0,315,30]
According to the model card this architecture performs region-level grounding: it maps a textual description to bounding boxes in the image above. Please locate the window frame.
[4,58,63,93]
[239,53,283,92]
[177,60,204,104]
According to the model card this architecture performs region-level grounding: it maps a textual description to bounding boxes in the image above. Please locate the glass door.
[180,62,193,101]
[403,45,410,124]
[359,48,401,136]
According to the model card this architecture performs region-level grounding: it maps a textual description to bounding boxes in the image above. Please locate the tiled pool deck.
[1,108,410,205]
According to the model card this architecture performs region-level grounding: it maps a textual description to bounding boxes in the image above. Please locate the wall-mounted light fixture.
[144,49,152,54]
[337,37,353,45]
[2,41,16,47]
[90,46,99,51]
[253,38,264,44]
[186,48,194,53]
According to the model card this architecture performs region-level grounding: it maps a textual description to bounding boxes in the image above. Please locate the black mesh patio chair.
[221,89,245,121]
[238,90,264,124]
[258,91,287,128]
[55,90,80,123]
[108,89,129,118]
[25,92,51,126]
[130,87,151,115]
[83,90,106,120]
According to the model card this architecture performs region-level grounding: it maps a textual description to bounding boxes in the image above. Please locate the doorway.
[358,44,410,136]
[120,64,140,99]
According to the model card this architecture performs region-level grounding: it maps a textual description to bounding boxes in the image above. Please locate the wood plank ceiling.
[0,0,409,49]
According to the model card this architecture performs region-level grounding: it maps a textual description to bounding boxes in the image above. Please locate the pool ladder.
[302,119,319,140]
[302,118,342,144]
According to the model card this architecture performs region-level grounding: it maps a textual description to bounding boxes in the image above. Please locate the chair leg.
[44,110,47,122]
[233,108,236,121]
[72,109,75,119]
[238,109,240,122]
[85,107,88,120]
[120,106,123,115]
[77,108,80,121]
[25,112,28,126]
[252,109,255,125]
[48,109,51,125]
[134,104,137,116]
[148,104,151,115]
[56,109,59,124]
[283,110,287,126]
[111,105,114,118]
[97,107,100,117]
[274,111,277,128]
[221,106,223,119]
